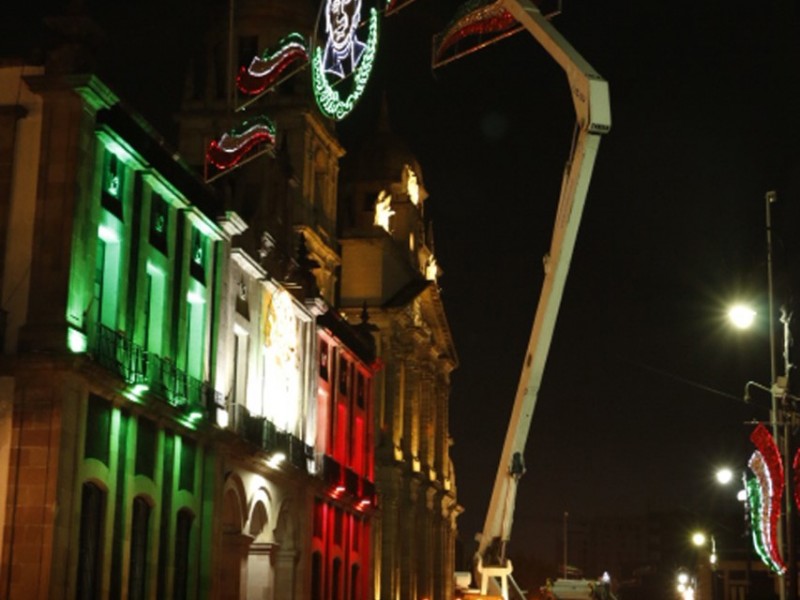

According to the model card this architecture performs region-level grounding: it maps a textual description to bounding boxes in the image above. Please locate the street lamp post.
[729,191,795,600]
[767,191,796,600]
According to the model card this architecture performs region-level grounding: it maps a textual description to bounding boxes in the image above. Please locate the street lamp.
[692,531,719,600]
[677,570,696,600]
[715,468,734,486]
[728,190,795,600]
[716,466,752,599]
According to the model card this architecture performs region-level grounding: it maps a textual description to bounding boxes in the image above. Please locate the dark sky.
[362,0,800,570]
[7,0,800,576]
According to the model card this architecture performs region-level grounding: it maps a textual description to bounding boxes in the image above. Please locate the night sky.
[6,0,800,577]
[363,0,800,571]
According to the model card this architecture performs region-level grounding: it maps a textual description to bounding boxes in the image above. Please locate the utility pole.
[766,191,795,600]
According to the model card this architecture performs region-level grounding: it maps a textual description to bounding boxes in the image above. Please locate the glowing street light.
[728,304,757,330]
[715,467,734,485]
[692,532,707,548]
[676,570,695,600]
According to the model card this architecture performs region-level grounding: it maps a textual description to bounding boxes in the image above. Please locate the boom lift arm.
[474,1,611,596]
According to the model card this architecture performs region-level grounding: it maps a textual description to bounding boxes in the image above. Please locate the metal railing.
[91,323,223,418]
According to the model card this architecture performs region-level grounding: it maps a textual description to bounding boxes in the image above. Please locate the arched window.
[311,552,323,600]
[174,509,194,600]
[76,482,106,600]
[332,558,342,600]
[350,564,360,600]
[129,496,151,600]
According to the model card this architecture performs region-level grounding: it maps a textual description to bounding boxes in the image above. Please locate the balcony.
[240,411,312,471]
[91,323,224,420]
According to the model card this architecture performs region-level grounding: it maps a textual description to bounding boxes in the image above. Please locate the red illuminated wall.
[313,330,376,600]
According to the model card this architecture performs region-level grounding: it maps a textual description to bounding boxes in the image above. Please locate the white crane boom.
[473,0,610,596]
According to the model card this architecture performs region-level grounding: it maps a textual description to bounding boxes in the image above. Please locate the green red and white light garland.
[237,33,309,96]
[206,116,276,171]
[433,0,517,63]
[311,7,379,121]
[746,423,787,574]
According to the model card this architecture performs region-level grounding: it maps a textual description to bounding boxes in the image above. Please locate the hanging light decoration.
[237,33,309,96]
[433,0,519,65]
[745,423,787,574]
[205,116,276,171]
[311,0,380,121]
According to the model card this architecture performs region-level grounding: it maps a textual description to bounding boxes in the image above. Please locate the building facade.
[338,113,462,600]
[0,0,461,598]
[0,47,377,600]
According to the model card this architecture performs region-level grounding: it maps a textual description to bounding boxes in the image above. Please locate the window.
[190,226,206,283]
[179,438,195,492]
[352,416,364,474]
[76,482,105,600]
[128,497,151,600]
[311,552,323,600]
[350,564,360,600]
[232,327,249,406]
[319,340,329,381]
[333,507,343,546]
[332,558,342,600]
[135,418,156,479]
[173,509,193,600]
[351,517,360,552]
[335,402,347,463]
[144,266,166,354]
[95,228,121,330]
[339,357,349,395]
[84,395,111,464]
[356,372,365,409]
[313,499,324,539]
[186,289,206,379]
[101,152,124,217]
[149,194,168,254]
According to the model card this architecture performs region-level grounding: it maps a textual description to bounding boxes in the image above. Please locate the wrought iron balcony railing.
[90,323,224,419]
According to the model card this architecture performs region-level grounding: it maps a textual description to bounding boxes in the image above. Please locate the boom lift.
[469,1,611,598]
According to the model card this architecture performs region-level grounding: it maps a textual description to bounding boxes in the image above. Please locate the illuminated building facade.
[338,114,461,600]
[1,1,459,599]
[0,44,377,600]
[0,63,229,599]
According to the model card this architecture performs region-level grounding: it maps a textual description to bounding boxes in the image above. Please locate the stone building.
[0,14,377,600]
[0,1,460,598]
[338,109,462,600]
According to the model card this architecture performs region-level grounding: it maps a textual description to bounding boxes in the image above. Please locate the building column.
[0,105,27,312]
[273,547,298,600]
[379,470,401,600]
[400,478,420,600]
[1,378,76,600]
[218,533,252,600]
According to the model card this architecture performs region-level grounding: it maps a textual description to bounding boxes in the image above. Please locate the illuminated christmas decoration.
[425,256,439,282]
[433,0,520,66]
[795,448,800,511]
[746,423,787,574]
[205,116,276,171]
[404,164,421,206]
[237,33,309,96]
[311,5,379,120]
[373,190,394,232]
